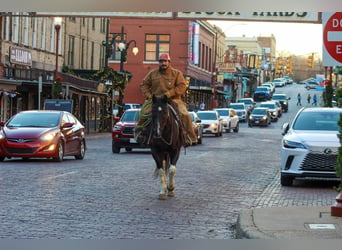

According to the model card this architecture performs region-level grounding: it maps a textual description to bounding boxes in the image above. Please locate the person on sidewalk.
[312,94,318,106]
[307,93,311,104]
[134,53,197,146]
[297,93,302,106]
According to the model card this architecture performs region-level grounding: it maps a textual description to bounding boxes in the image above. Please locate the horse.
[150,95,184,200]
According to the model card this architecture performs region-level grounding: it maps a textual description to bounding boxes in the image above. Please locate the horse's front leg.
[167,164,176,197]
[158,162,168,200]
[167,149,180,197]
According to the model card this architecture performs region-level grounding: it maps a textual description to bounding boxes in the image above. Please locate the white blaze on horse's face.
[158,107,162,112]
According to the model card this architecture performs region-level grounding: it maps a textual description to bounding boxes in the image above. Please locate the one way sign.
[323,12,342,66]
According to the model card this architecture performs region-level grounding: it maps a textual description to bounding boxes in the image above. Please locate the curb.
[235,209,273,239]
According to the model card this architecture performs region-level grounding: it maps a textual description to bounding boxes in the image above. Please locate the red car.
[112,108,150,153]
[0,110,86,162]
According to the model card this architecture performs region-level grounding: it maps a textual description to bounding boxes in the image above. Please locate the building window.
[91,42,94,69]
[68,35,75,66]
[100,18,107,33]
[92,18,95,30]
[145,34,170,61]
[81,39,85,68]
[68,17,76,22]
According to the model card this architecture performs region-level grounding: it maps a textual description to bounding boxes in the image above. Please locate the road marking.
[47,171,77,180]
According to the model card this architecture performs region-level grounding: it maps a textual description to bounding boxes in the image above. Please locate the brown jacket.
[140,67,186,100]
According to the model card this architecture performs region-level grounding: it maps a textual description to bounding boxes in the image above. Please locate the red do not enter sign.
[323,12,342,63]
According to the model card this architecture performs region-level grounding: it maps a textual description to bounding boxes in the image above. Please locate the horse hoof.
[159,193,167,200]
[168,191,175,197]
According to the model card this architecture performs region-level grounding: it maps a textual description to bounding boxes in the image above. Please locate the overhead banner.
[35,12,322,23]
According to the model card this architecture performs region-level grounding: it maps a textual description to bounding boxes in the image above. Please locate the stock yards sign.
[36,12,321,23]
[323,12,342,66]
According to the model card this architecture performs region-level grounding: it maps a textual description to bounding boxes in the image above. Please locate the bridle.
[153,103,175,146]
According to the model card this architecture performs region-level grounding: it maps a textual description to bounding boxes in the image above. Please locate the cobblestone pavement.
[0,125,338,239]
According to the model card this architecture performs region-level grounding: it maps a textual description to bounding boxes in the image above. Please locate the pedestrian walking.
[312,94,317,106]
[199,101,205,111]
[307,94,311,104]
[297,93,302,106]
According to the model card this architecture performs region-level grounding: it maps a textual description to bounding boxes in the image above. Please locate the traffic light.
[275,58,282,74]
[248,54,256,68]
[256,56,262,69]
[185,76,191,87]
[286,57,292,73]
[307,53,314,68]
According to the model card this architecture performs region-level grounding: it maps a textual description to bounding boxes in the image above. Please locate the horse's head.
[151,95,169,137]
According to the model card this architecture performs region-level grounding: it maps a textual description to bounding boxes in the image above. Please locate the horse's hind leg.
[167,164,176,197]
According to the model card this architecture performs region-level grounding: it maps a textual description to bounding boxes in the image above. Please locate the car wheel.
[125,147,132,152]
[75,140,86,160]
[226,123,231,133]
[0,156,4,162]
[112,140,121,153]
[233,123,239,133]
[53,140,64,162]
[197,135,202,144]
[281,174,294,186]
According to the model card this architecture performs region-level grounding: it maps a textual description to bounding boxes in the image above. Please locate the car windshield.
[252,109,266,115]
[293,110,341,131]
[230,104,244,109]
[272,95,286,100]
[121,111,140,122]
[7,113,60,127]
[215,110,228,116]
[197,112,217,120]
[260,104,275,109]
[256,87,268,91]
[238,99,252,104]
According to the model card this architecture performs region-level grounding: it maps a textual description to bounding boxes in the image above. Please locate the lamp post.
[102,25,139,121]
[54,17,62,79]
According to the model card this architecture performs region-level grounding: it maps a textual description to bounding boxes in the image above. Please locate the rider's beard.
[159,65,168,72]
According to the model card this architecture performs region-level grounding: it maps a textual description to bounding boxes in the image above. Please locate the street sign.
[323,12,342,66]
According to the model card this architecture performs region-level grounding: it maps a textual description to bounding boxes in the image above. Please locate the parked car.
[253,86,271,101]
[229,103,248,122]
[237,98,256,114]
[305,81,320,90]
[259,101,279,122]
[261,82,275,94]
[213,108,239,133]
[298,77,316,85]
[283,76,293,84]
[271,93,290,112]
[196,110,223,137]
[269,100,282,117]
[189,111,203,144]
[0,110,86,162]
[248,107,271,127]
[112,108,150,153]
[280,107,342,186]
[273,78,286,87]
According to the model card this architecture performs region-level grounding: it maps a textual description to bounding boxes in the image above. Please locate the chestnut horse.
[151,95,184,200]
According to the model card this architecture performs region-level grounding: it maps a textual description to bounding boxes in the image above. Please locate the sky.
[208,20,323,57]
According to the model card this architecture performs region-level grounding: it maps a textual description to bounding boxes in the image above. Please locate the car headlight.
[210,123,218,129]
[40,133,55,141]
[283,139,306,149]
[113,125,122,131]
[0,131,5,140]
[261,115,267,121]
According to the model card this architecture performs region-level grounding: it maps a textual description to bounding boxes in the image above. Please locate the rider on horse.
[134,53,197,147]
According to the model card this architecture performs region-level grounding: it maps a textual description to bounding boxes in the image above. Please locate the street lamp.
[54,17,62,79]
[102,25,139,121]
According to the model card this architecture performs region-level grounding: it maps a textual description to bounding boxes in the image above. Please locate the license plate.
[255,121,259,124]
[129,138,137,143]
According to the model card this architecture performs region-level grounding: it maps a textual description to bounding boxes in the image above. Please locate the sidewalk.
[236,206,342,239]
[85,132,111,140]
